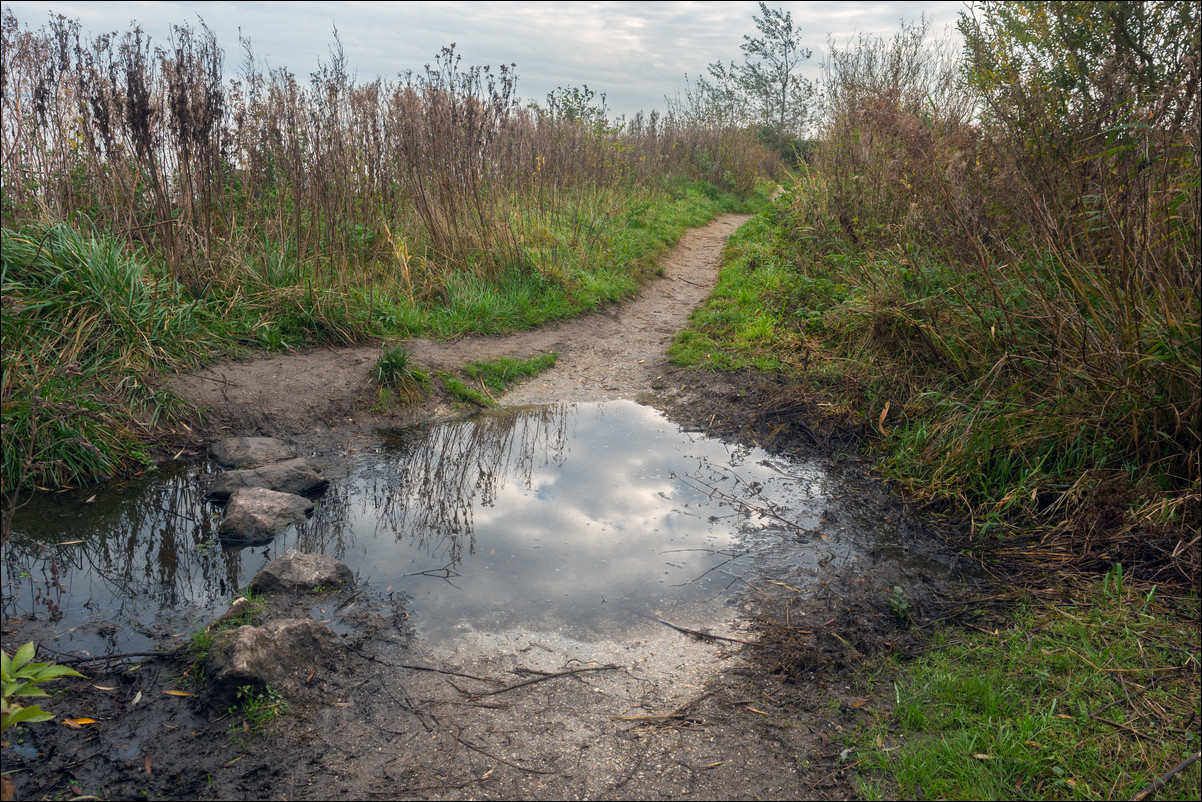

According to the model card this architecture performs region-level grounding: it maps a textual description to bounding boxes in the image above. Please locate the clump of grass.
[439,372,497,409]
[852,568,1201,801]
[371,345,429,405]
[1,221,213,494]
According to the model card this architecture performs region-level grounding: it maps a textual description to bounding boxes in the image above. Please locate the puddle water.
[2,401,954,658]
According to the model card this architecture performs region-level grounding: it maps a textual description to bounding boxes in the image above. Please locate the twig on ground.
[619,605,761,646]
[472,664,620,698]
[1130,751,1201,802]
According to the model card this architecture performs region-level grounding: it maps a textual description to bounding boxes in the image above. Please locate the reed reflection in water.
[2,401,829,654]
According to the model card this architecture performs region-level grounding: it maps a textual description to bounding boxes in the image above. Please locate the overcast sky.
[2,1,966,118]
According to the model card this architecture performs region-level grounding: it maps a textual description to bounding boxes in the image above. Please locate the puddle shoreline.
[3,400,954,663]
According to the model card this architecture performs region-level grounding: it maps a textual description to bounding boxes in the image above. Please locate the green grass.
[440,352,558,408]
[439,372,495,408]
[371,345,429,405]
[669,212,836,373]
[1,221,214,492]
[228,684,288,747]
[465,353,558,394]
[851,568,1201,801]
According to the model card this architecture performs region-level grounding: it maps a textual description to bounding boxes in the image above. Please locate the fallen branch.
[450,728,558,775]
[54,649,178,665]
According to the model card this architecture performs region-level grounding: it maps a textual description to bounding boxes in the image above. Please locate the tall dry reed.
[0,10,768,299]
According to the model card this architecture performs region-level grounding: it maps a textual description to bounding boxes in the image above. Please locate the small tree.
[717,2,815,137]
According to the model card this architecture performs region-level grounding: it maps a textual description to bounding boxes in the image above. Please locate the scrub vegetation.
[672,2,1200,798]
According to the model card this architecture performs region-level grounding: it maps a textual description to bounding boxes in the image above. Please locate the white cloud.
[2,0,964,117]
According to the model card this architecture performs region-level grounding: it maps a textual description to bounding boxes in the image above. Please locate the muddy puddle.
[2,400,955,661]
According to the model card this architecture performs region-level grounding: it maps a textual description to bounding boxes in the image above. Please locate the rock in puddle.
[210,436,297,469]
[248,549,354,594]
[206,457,329,500]
[218,487,314,542]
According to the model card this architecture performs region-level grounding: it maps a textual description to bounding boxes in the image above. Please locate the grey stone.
[210,437,297,469]
[248,550,354,594]
[218,487,313,542]
[207,457,329,500]
[205,618,343,704]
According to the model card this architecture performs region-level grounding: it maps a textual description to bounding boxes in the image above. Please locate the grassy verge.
[853,569,1200,801]
[1,222,214,493]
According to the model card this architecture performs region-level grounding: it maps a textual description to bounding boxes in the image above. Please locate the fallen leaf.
[972,753,995,760]
[877,401,891,436]
[84,495,96,503]
[851,698,869,708]
[63,718,97,728]
[744,706,768,715]
[92,685,118,691]
[1055,713,1072,719]
[481,765,496,780]
[145,755,152,774]
[131,690,143,707]
[163,689,193,697]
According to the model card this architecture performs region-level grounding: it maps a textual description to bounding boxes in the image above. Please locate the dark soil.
[2,216,982,801]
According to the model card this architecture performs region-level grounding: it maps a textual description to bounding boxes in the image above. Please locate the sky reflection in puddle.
[3,401,830,654]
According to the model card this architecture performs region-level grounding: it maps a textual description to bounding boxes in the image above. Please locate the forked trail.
[171,214,749,437]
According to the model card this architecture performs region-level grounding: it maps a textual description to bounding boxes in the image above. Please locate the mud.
[2,214,977,801]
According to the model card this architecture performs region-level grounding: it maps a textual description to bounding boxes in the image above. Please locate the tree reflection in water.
[359,404,572,566]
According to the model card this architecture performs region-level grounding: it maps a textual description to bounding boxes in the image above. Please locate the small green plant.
[228,684,287,746]
[187,626,214,658]
[888,586,912,626]
[1,642,84,735]
[255,324,290,352]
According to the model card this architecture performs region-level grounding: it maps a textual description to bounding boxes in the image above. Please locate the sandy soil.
[5,214,973,801]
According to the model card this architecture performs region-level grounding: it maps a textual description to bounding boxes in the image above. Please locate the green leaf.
[1,705,54,730]
[11,642,36,672]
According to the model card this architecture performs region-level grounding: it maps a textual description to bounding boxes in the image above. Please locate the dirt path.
[170,214,749,442]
